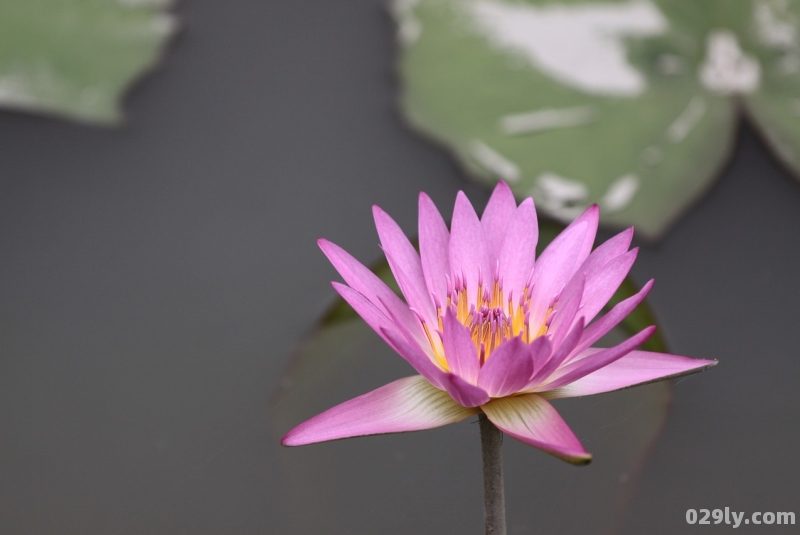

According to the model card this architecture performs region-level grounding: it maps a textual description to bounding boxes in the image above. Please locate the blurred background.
[0,1,798,533]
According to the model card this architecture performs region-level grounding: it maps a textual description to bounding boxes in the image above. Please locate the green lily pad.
[0,0,176,124]
[272,223,670,533]
[394,0,800,239]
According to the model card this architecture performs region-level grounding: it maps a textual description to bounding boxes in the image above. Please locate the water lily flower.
[282,182,716,464]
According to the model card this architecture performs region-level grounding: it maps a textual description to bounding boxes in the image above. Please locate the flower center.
[422,273,550,371]
[467,304,514,364]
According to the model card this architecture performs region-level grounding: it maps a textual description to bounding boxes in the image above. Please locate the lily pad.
[272,223,670,533]
[394,0,800,239]
[0,0,176,124]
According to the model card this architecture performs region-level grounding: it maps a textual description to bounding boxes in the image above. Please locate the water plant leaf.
[0,0,176,124]
[394,0,800,239]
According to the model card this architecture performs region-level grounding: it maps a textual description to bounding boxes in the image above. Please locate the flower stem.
[479,413,506,535]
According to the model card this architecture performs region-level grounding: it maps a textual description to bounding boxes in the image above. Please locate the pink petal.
[497,198,538,299]
[577,227,633,276]
[529,336,553,373]
[449,191,491,304]
[319,239,415,327]
[281,375,479,446]
[541,326,656,390]
[441,373,490,407]
[378,311,449,391]
[480,181,518,259]
[565,204,599,267]
[419,193,451,306]
[477,337,533,397]
[543,351,718,399]
[332,283,440,383]
[528,317,585,387]
[385,252,439,329]
[442,310,480,385]
[331,282,408,353]
[547,274,585,348]
[373,206,437,325]
[527,221,589,332]
[481,395,591,464]
[577,248,638,326]
[571,279,654,360]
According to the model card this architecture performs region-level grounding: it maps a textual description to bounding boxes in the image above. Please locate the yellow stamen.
[433,277,557,365]
[422,322,449,370]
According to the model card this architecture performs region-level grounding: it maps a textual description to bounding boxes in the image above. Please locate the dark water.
[0,1,797,533]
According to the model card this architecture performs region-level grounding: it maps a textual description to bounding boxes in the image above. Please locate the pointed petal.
[497,198,538,298]
[373,206,437,325]
[572,279,654,359]
[528,221,588,331]
[577,227,633,276]
[481,181,518,259]
[385,253,439,329]
[319,239,415,325]
[577,249,638,326]
[333,283,440,381]
[543,351,718,399]
[542,326,656,391]
[450,191,491,304]
[528,317,585,388]
[548,274,585,348]
[482,395,591,464]
[331,282,410,353]
[564,204,599,266]
[379,317,448,390]
[442,310,480,384]
[477,337,533,397]
[529,336,553,374]
[419,193,451,306]
[442,373,490,407]
[281,376,478,446]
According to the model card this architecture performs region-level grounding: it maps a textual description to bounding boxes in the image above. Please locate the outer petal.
[576,248,638,326]
[481,395,591,464]
[419,193,450,306]
[331,282,412,354]
[332,283,441,385]
[548,274,585,348]
[497,198,538,299]
[529,335,553,373]
[571,279,654,360]
[319,239,416,328]
[380,322,449,390]
[543,351,718,399]
[442,310,480,384]
[577,227,633,276]
[373,206,437,325]
[541,326,656,391]
[441,374,490,407]
[386,255,439,330]
[450,191,491,304]
[527,221,588,331]
[563,204,599,267]
[528,317,585,387]
[281,376,479,446]
[557,228,633,334]
[481,181,518,260]
[477,337,532,397]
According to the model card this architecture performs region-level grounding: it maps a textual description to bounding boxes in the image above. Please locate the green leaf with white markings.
[0,0,176,125]
[394,0,800,239]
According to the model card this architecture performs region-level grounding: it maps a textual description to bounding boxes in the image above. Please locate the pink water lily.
[282,182,716,464]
